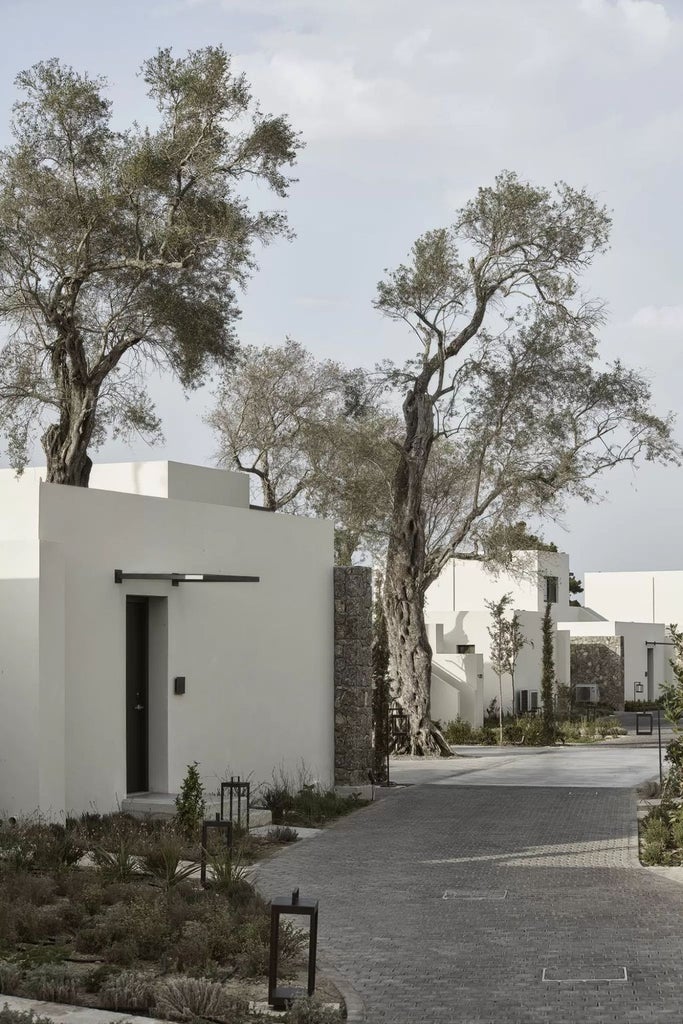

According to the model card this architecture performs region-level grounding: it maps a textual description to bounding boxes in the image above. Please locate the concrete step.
[121,792,271,828]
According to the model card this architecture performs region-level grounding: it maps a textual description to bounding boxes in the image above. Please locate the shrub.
[443,717,474,744]
[22,965,80,1003]
[0,961,22,994]
[262,776,296,823]
[641,814,673,865]
[174,763,206,839]
[0,1007,55,1024]
[154,976,248,1022]
[92,841,139,882]
[284,998,344,1023]
[141,835,197,889]
[98,970,158,1012]
[173,919,213,972]
[206,846,250,896]
[268,826,299,843]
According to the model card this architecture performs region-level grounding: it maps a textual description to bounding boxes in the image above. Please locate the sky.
[0,0,682,579]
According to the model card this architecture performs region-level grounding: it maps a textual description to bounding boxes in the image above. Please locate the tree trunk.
[384,381,452,757]
[42,384,97,486]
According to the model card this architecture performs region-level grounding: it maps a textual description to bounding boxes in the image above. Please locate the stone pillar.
[333,566,373,786]
[570,635,625,710]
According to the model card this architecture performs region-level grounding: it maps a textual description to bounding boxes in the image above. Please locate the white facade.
[0,462,335,818]
[585,570,683,629]
[426,551,668,726]
[425,551,572,723]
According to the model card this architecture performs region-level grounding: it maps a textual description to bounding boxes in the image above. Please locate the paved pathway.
[256,748,683,1023]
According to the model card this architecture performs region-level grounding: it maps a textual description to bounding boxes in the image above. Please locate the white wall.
[0,541,40,815]
[431,653,484,727]
[0,466,335,816]
[426,551,572,617]
[427,607,553,716]
[90,461,250,509]
[585,570,683,627]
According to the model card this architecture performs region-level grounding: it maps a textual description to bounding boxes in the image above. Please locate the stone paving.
[256,754,683,1023]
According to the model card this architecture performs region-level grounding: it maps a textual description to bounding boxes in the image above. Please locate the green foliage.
[0,1007,55,1024]
[624,700,663,711]
[443,717,476,744]
[0,47,301,482]
[21,965,80,1003]
[174,763,206,839]
[267,826,299,843]
[486,593,512,743]
[204,845,249,896]
[154,976,249,1022]
[283,998,344,1024]
[540,602,556,742]
[141,835,197,889]
[98,970,157,1013]
[92,841,138,883]
[0,821,83,873]
[640,812,673,866]
[261,767,366,826]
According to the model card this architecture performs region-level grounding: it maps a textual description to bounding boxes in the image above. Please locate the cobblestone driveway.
[256,784,683,1023]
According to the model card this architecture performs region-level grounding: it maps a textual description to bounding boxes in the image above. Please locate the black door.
[126,597,149,793]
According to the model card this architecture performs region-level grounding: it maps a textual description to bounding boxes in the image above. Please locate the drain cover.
[542,966,628,983]
[442,889,508,900]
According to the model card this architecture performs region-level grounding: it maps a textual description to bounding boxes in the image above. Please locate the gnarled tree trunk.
[384,381,452,756]
[42,381,97,486]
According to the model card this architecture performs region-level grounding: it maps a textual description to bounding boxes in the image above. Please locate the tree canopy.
[374,171,680,754]
[0,48,301,483]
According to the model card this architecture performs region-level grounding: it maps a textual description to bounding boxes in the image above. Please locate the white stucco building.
[0,461,335,818]
[584,571,683,630]
[425,551,667,725]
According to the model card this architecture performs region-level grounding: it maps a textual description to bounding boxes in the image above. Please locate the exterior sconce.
[269,889,319,1010]
[200,816,233,886]
[220,777,250,830]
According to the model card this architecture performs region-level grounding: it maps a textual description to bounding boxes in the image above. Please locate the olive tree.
[0,48,300,484]
[375,172,679,754]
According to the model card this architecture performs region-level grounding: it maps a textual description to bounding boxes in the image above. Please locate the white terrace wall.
[0,466,334,817]
[559,618,667,704]
[425,552,572,723]
[584,571,683,628]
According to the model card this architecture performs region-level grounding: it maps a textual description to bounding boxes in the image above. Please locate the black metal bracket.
[114,570,259,586]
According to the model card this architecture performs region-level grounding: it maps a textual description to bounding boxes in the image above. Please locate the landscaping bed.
[442,714,626,746]
[0,815,345,1023]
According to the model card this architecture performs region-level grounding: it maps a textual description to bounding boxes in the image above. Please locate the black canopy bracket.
[114,570,259,586]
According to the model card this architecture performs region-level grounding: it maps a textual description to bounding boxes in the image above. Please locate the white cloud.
[393,28,432,66]
[579,0,675,52]
[631,305,683,329]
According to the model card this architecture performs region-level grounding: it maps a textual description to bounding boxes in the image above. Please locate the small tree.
[540,602,556,742]
[371,575,391,779]
[174,762,206,838]
[486,593,512,744]
[503,611,530,717]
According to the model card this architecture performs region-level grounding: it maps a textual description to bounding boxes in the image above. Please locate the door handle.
[134,704,145,711]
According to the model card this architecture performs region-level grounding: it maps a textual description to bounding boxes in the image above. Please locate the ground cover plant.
[442,713,625,747]
[261,767,368,827]
[0,816,309,1022]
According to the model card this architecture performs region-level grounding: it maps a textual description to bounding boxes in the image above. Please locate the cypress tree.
[541,602,556,742]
